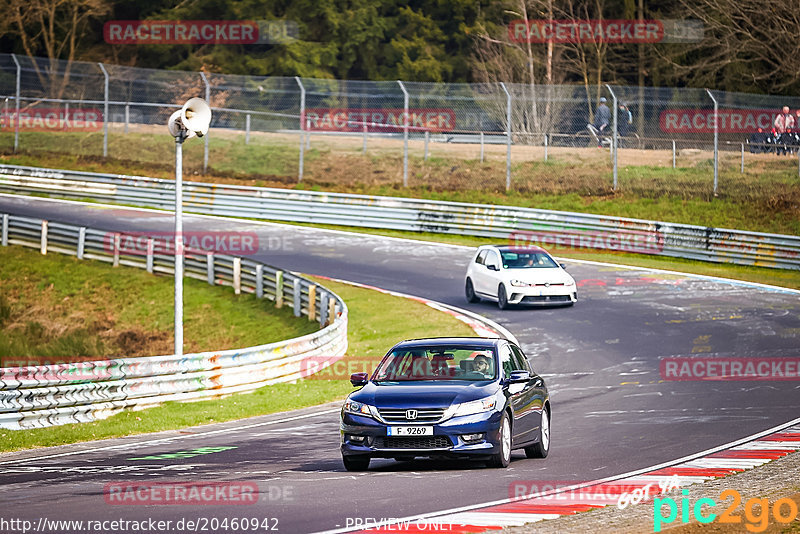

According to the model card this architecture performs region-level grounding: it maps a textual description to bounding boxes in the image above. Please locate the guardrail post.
[275,271,284,307]
[319,291,328,326]
[146,238,154,273]
[499,82,512,191]
[245,113,251,145]
[292,278,301,317]
[307,284,316,321]
[98,63,109,158]
[397,81,409,187]
[206,252,214,284]
[11,54,21,153]
[1,214,8,246]
[327,297,336,326]
[40,221,48,255]
[77,227,85,258]
[233,257,242,295]
[255,264,263,298]
[200,72,210,174]
[112,233,120,266]
[295,76,305,182]
[705,88,719,196]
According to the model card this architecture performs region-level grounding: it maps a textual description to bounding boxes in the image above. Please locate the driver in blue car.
[473,354,492,377]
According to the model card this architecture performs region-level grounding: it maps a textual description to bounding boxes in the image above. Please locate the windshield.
[373,347,497,382]
[500,251,558,269]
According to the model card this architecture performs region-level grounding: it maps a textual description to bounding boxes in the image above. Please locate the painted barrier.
[0,213,348,430]
[0,164,797,270]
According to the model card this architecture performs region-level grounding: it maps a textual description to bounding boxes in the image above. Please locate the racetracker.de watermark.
[508,479,678,501]
[661,357,800,381]
[508,19,703,43]
[300,356,378,380]
[103,481,293,505]
[302,108,456,133]
[509,229,664,255]
[103,20,298,45]
[0,109,102,132]
[101,231,283,256]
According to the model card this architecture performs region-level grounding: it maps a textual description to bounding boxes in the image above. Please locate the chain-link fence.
[1,53,799,202]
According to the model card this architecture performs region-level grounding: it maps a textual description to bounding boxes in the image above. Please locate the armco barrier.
[0,213,348,430]
[0,164,798,270]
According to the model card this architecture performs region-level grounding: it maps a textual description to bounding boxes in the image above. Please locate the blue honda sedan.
[340,337,550,471]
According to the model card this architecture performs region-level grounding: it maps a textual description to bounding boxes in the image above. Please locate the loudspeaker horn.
[181,97,212,137]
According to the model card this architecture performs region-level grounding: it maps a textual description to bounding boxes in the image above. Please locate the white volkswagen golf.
[465,245,577,309]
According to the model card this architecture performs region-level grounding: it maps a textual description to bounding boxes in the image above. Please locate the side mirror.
[487,263,500,271]
[350,372,368,387]
[507,370,531,383]
[560,263,568,270]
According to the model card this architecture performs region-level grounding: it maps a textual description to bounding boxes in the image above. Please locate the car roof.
[481,244,547,253]
[392,337,507,350]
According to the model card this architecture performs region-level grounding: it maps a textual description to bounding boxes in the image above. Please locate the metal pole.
[741,143,744,173]
[11,54,21,153]
[544,133,548,161]
[672,140,676,168]
[200,72,210,174]
[424,131,429,161]
[245,113,250,144]
[480,132,484,162]
[500,82,512,191]
[124,104,129,134]
[705,88,719,196]
[98,63,109,158]
[397,81,409,187]
[174,134,185,357]
[362,121,367,154]
[606,84,618,190]
[305,118,310,149]
[295,76,305,182]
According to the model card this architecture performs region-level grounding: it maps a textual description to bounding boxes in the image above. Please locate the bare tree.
[1,0,110,99]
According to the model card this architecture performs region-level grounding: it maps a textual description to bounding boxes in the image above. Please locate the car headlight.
[451,396,497,417]
[565,279,575,286]
[343,399,376,418]
[510,279,530,287]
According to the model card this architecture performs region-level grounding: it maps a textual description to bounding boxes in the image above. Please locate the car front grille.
[374,436,452,450]
[377,408,446,423]
[521,295,571,303]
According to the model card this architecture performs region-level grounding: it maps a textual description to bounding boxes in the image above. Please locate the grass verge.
[0,276,476,452]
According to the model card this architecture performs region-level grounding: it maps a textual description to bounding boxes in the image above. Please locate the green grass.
[0,245,319,364]
[0,275,476,452]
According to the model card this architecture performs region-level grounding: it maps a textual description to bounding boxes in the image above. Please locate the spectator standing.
[773,106,795,155]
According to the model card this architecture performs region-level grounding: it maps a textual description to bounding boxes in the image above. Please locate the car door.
[499,343,537,443]
[510,344,548,446]
[477,249,502,297]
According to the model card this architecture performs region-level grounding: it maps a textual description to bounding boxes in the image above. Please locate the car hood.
[350,381,498,409]
[502,267,574,284]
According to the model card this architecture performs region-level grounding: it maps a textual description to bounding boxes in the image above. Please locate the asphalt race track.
[1,195,799,533]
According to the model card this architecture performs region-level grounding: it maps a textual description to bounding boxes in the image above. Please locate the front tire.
[524,406,550,459]
[497,284,509,310]
[342,455,370,471]
[487,413,511,468]
[465,278,480,303]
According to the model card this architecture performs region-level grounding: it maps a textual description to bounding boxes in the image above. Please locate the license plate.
[387,426,433,436]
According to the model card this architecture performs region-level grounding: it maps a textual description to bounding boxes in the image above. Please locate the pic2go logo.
[654,489,800,532]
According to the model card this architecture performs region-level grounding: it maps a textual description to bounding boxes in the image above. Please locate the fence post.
[705,88,719,196]
[544,133,548,161]
[200,72,210,174]
[327,297,336,326]
[292,278,301,317]
[11,54,20,153]
[499,82,512,191]
[306,117,310,149]
[255,264,263,298]
[146,238,154,272]
[245,113,251,145]
[397,81,409,187]
[77,227,85,259]
[233,257,241,295]
[40,221,48,255]
[672,140,676,168]
[2,214,8,246]
[362,121,367,154]
[307,284,316,321]
[741,143,744,173]
[480,132,484,162]
[424,130,429,161]
[98,63,109,158]
[275,270,284,307]
[319,291,328,326]
[112,233,120,266]
[606,84,618,191]
[125,103,130,134]
[206,252,214,285]
[295,76,305,182]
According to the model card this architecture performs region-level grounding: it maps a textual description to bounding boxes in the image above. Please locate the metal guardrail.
[0,212,348,430]
[0,164,798,270]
